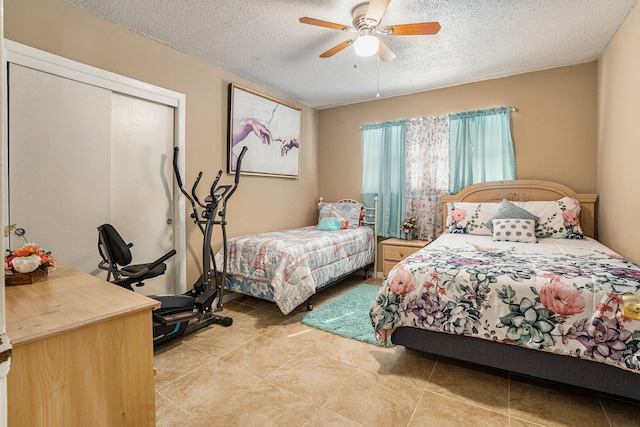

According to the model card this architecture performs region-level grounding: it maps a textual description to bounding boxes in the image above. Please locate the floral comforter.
[216,226,374,314]
[370,234,640,373]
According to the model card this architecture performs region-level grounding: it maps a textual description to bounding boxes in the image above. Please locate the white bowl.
[13,255,42,273]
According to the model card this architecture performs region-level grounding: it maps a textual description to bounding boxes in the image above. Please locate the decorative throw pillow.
[485,199,539,231]
[318,202,362,229]
[491,219,537,243]
[445,202,499,235]
[513,197,584,239]
[317,218,344,231]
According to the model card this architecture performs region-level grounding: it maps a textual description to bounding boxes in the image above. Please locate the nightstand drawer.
[383,261,400,276]
[384,245,421,262]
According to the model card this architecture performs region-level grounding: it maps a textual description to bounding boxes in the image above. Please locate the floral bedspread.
[370,234,640,373]
[216,226,374,314]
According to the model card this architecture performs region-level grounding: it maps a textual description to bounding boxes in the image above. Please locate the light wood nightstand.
[381,238,430,276]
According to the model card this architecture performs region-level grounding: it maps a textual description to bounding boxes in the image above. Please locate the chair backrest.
[98,224,133,267]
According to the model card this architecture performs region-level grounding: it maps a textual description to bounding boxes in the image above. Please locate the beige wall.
[598,4,640,263]
[318,63,598,203]
[4,0,318,284]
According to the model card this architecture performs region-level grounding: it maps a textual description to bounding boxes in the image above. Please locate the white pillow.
[492,218,537,243]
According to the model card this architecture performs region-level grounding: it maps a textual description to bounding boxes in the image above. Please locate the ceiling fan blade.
[366,0,391,23]
[319,40,354,58]
[299,17,351,31]
[378,40,396,62]
[385,22,441,36]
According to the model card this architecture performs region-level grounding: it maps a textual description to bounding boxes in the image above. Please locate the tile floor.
[154,275,640,427]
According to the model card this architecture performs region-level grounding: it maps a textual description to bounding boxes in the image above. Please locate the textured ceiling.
[65,0,637,109]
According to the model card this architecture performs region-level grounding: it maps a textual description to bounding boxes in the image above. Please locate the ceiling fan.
[299,0,441,61]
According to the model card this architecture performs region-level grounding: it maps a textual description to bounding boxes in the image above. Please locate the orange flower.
[13,244,41,257]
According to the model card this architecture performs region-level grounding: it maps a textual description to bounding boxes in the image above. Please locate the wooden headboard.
[441,180,598,239]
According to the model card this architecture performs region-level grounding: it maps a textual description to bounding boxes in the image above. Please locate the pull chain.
[376,54,380,98]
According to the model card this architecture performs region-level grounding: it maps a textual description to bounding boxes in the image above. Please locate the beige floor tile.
[302,407,365,426]
[509,375,609,426]
[424,358,510,415]
[155,391,195,427]
[303,331,397,373]
[181,321,260,357]
[156,357,260,418]
[211,380,322,427]
[599,395,640,427]
[323,367,423,427]
[266,350,359,405]
[409,390,510,427]
[228,295,283,313]
[367,346,438,390]
[230,306,291,333]
[220,334,307,378]
[508,418,546,427]
[153,341,214,389]
[260,318,326,346]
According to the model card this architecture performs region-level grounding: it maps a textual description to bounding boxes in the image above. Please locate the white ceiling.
[65,0,637,110]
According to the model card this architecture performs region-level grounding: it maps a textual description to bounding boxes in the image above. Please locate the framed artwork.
[227,83,302,178]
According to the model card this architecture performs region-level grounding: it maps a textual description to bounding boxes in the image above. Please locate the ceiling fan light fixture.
[353,34,380,57]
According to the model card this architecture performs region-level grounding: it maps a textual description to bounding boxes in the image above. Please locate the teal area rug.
[302,284,391,347]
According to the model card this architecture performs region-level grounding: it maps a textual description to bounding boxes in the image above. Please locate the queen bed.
[216,198,377,314]
[370,180,640,401]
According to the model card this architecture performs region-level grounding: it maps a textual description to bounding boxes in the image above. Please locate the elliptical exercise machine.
[152,145,248,346]
[97,145,247,347]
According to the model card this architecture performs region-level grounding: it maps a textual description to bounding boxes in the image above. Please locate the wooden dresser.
[5,263,159,426]
[381,238,430,276]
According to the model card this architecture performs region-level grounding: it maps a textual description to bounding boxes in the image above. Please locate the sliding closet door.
[8,64,112,273]
[8,64,177,294]
[110,93,175,295]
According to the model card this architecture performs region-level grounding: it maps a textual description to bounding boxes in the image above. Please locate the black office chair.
[97,224,176,291]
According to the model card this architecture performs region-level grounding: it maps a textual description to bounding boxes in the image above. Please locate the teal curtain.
[449,106,516,194]
[362,120,406,238]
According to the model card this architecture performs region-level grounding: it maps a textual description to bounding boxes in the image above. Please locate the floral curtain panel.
[405,115,450,241]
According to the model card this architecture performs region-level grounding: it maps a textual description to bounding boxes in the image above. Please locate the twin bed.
[215,198,377,314]
[370,180,640,400]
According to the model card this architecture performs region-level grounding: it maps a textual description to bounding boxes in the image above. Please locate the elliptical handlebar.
[172,145,248,217]
[191,172,204,208]
[224,146,248,203]
[209,170,223,202]
[173,147,197,210]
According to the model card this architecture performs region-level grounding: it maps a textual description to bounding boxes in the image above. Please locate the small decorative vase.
[405,232,412,241]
